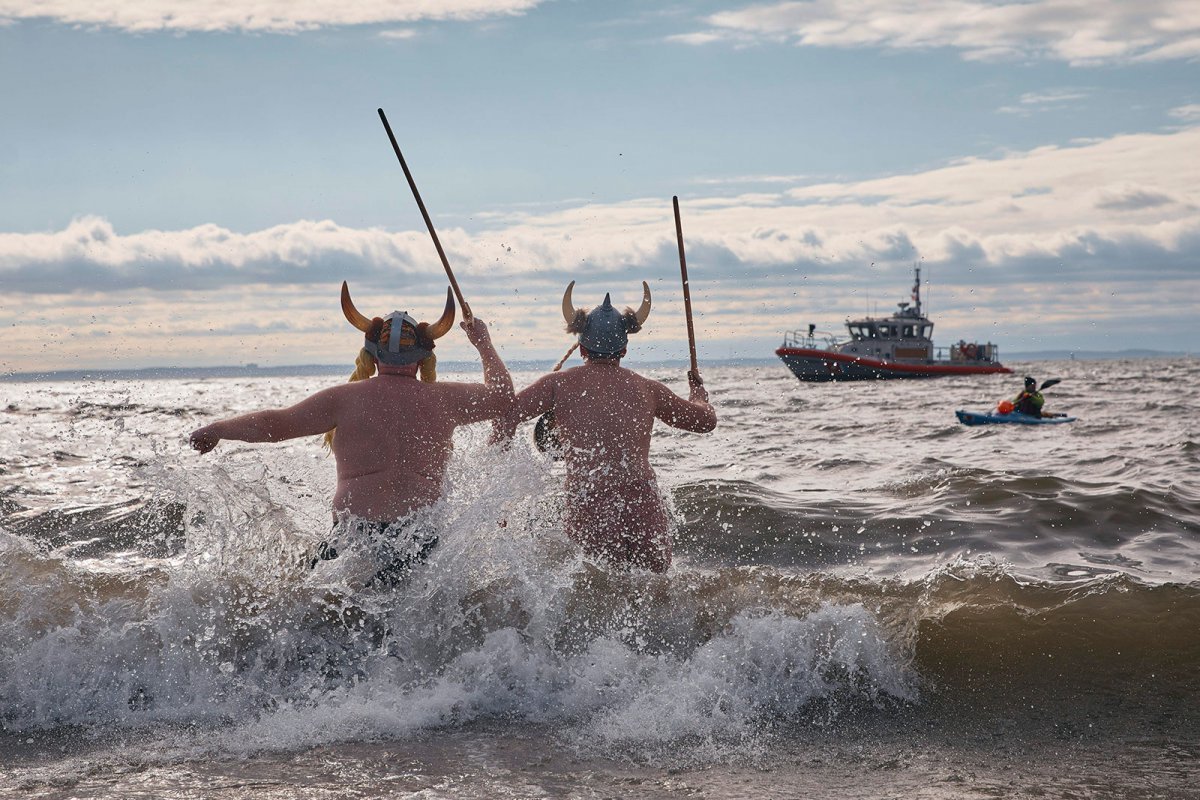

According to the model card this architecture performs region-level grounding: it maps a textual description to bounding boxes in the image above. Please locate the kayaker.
[492,282,717,573]
[1013,376,1046,417]
[189,283,514,587]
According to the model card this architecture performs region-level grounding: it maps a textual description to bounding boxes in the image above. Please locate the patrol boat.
[776,267,1011,381]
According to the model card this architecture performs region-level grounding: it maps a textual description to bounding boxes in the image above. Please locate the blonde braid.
[419,353,437,383]
[322,346,377,451]
[552,342,579,372]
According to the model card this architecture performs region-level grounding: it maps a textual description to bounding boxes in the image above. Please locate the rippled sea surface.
[2,358,1198,799]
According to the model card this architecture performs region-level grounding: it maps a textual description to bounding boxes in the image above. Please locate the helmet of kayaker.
[340,281,455,370]
[1024,376,1037,390]
[561,281,652,358]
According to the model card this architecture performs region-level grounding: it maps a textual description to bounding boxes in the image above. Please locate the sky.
[2,0,1199,372]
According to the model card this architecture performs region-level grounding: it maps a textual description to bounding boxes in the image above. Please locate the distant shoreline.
[2,350,1192,383]
[1002,349,1194,361]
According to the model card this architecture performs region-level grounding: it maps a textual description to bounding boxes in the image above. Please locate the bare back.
[547,365,657,485]
[330,375,497,520]
[500,359,716,571]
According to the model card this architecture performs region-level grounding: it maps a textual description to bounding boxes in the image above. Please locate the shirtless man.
[492,281,716,573]
[190,282,513,585]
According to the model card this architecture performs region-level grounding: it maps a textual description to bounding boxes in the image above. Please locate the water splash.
[0,427,915,757]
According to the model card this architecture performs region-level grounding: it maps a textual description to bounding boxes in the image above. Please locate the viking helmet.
[561,281,652,357]
[340,281,455,366]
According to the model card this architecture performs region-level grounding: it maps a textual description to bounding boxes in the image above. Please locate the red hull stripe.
[775,347,1012,376]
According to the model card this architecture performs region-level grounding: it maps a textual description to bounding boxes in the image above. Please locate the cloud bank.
[3,127,1198,368]
[10,127,1197,291]
[0,0,544,33]
[675,1,1200,65]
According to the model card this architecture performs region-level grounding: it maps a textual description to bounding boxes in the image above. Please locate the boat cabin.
[846,317,932,343]
[837,298,936,362]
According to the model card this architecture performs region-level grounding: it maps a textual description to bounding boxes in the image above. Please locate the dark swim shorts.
[307,517,439,588]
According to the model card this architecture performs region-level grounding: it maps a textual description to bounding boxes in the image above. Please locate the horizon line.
[2,350,1193,383]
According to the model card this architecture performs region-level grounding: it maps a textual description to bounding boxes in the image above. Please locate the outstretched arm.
[189,386,343,454]
[446,318,516,424]
[490,373,557,443]
[652,370,717,433]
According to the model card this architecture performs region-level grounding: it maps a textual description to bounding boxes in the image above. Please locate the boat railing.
[949,341,1001,364]
[782,329,840,349]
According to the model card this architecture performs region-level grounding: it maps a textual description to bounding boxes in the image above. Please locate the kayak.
[956,409,1076,426]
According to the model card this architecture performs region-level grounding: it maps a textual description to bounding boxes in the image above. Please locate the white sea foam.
[0,426,915,756]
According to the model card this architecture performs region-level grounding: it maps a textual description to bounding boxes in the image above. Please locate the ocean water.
[1,359,1198,799]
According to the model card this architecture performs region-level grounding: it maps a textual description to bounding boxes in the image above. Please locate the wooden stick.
[377,108,473,320]
[672,196,699,374]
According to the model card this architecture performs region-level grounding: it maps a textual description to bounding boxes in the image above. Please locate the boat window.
[877,324,895,338]
[901,325,915,338]
[921,325,933,338]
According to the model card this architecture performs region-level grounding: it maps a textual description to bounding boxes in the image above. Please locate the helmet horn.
[340,281,372,333]
[426,287,456,340]
[561,280,577,326]
[634,281,652,326]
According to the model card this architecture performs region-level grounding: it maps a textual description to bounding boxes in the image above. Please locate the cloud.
[0,217,458,292]
[691,173,814,186]
[1093,184,1180,211]
[665,31,725,46]
[378,28,418,40]
[1016,90,1090,106]
[3,127,1200,368]
[679,1,1200,66]
[0,0,545,34]
[997,88,1090,115]
[1169,103,1200,121]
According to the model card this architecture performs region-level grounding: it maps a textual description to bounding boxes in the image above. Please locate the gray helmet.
[341,282,455,365]
[561,281,652,357]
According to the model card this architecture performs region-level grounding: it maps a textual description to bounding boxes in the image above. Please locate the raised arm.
[443,318,516,424]
[651,370,717,433]
[189,385,344,454]
[490,372,557,443]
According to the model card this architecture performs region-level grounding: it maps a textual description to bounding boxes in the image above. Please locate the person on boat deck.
[491,282,717,573]
[189,283,514,586]
[1013,376,1046,417]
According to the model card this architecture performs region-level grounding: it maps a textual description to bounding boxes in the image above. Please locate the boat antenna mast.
[912,263,921,317]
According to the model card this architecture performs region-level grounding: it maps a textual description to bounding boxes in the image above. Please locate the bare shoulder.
[634,370,673,395]
[329,379,370,396]
[428,379,481,395]
[304,379,378,414]
[302,380,360,405]
[520,370,563,393]
[338,377,433,405]
[423,379,493,408]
